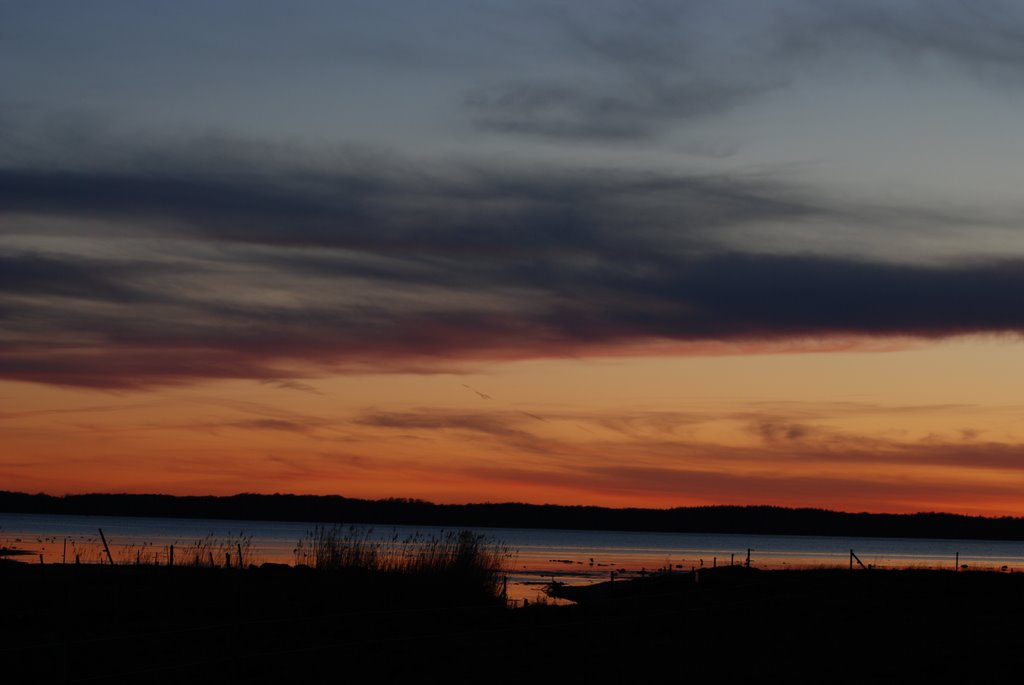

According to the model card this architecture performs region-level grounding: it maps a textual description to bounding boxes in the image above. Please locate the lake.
[4,512,1024,603]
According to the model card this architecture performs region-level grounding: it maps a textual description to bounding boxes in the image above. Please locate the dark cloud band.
[1,142,1022,388]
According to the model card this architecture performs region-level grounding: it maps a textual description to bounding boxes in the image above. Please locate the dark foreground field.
[5,561,1024,683]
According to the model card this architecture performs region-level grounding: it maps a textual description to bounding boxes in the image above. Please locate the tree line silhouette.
[3,490,1024,540]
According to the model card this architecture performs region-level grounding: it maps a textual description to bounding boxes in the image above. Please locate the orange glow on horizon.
[6,336,1024,517]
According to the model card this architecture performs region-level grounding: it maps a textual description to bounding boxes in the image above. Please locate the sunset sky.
[5,1,1024,515]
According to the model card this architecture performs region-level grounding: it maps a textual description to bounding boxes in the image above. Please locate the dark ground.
[4,560,1023,683]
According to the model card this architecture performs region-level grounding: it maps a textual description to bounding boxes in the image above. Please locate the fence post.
[98,529,115,566]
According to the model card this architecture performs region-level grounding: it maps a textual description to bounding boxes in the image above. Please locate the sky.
[5,0,1024,515]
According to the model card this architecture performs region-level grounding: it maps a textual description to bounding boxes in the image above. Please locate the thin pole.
[98,528,115,566]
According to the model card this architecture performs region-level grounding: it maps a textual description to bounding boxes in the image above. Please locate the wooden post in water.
[39,554,44,565]
[745,549,752,568]
[98,528,115,566]
[731,553,735,566]
[62,537,67,565]
[955,552,959,571]
[713,557,717,568]
[168,544,174,567]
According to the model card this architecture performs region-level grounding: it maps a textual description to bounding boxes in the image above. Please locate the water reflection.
[5,512,1024,603]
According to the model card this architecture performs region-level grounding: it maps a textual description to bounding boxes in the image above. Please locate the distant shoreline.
[5,490,1024,542]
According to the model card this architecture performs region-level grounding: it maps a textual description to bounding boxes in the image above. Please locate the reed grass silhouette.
[294,526,513,596]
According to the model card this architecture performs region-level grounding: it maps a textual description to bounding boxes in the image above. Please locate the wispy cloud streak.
[1,134,1023,388]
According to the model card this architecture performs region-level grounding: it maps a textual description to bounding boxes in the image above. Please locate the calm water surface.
[5,512,1024,603]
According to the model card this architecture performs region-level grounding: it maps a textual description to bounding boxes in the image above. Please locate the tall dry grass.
[294,526,513,595]
[178,532,255,567]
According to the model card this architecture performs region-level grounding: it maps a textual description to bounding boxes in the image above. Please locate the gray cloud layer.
[7,0,1024,388]
[462,0,1024,141]
[1,134,1023,388]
